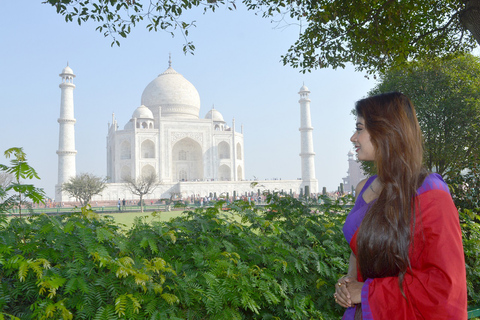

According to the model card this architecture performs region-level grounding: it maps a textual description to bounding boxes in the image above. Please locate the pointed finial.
[212,104,215,110]
[168,53,172,68]
[67,61,69,66]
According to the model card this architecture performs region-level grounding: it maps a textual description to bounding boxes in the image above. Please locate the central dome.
[141,66,201,119]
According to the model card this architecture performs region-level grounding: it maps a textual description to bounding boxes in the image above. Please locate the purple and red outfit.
[342,174,467,319]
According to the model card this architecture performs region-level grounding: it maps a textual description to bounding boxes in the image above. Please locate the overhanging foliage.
[42,0,480,73]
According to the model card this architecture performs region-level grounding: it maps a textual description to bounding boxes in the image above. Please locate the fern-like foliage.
[2,193,441,319]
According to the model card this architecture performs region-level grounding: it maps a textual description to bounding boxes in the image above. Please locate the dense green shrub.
[124,194,352,319]
[1,193,479,319]
[0,195,352,319]
[0,207,177,319]
[460,209,480,307]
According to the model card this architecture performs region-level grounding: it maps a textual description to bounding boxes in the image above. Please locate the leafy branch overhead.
[43,0,480,73]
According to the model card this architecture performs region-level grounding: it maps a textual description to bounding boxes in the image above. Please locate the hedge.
[0,194,479,319]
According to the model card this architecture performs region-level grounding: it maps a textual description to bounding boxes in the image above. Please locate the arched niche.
[237,165,243,181]
[236,143,242,160]
[219,164,231,181]
[120,140,131,160]
[172,137,204,181]
[141,164,156,177]
[218,141,230,159]
[141,139,155,158]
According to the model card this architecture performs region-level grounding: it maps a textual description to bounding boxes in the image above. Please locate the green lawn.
[101,209,187,228]
[8,204,246,229]
[6,206,190,229]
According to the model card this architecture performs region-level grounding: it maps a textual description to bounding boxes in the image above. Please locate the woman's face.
[350,116,375,161]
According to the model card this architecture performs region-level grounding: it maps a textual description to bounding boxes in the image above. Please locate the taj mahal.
[54,58,365,204]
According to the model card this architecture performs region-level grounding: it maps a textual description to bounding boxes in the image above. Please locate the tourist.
[334,92,467,319]
[117,198,121,211]
[122,198,126,211]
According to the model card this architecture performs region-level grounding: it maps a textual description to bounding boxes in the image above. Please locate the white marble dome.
[205,108,225,122]
[141,66,200,119]
[61,65,74,75]
[132,105,154,119]
[299,84,309,92]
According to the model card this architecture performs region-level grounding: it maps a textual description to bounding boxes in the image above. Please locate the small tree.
[0,147,45,215]
[123,173,158,212]
[62,173,107,207]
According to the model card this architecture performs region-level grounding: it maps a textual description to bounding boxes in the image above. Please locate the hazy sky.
[1,2,380,198]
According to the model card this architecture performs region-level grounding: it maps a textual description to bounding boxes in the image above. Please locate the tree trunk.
[460,0,480,46]
[140,195,144,212]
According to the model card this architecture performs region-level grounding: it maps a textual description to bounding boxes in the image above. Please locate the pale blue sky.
[1,2,380,198]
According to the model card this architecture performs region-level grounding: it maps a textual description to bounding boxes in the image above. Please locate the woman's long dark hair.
[355,92,427,294]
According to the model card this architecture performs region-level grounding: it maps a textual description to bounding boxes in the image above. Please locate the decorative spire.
[168,53,172,68]
[212,104,215,110]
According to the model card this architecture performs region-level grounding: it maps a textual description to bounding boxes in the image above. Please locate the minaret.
[55,64,77,202]
[232,117,237,181]
[298,84,318,195]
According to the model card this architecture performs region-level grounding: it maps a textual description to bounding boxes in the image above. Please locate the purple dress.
[341,175,376,320]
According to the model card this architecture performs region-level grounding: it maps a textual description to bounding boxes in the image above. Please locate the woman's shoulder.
[355,175,376,196]
[417,173,450,195]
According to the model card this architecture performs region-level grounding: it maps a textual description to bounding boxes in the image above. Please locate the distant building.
[55,59,319,203]
[106,60,244,185]
[342,150,368,194]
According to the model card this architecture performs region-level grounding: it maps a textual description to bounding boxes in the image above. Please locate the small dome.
[132,105,154,119]
[299,84,309,92]
[62,65,73,74]
[59,64,75,78]
[205,108,225,122]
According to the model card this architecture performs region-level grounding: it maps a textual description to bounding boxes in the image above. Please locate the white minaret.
[298,84,318,195]
[55,64,77,202]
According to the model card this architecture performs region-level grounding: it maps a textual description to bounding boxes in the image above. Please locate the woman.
[335,92,467,319]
